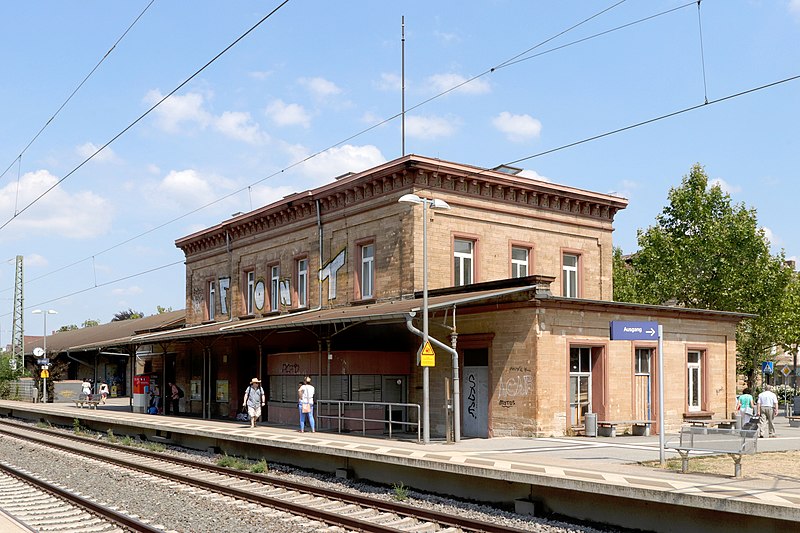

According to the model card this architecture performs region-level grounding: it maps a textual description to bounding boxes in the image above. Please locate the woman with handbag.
[736,387,755,425]
[298,376,315,433]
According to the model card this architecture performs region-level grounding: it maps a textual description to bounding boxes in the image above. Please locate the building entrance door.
[634,348,653,421]
[569,347,592,427]
[462,348,489,438]
[382,376,406,433]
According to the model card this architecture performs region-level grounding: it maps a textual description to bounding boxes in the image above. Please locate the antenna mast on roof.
[11,255,24,374]
[401,15,406,156]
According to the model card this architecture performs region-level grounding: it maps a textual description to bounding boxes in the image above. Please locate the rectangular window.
[360,243,374,299]
[454,239,474,286]
[245,271,255,314]
[687,350,702,412]
[511,246,529,278]
[351,375,381,402]
[569,346,592,426]
[297,258,308,308]
[634,348,653,420]
[270,265,280,311]
[208,281,216,320]
[562,253,579,297]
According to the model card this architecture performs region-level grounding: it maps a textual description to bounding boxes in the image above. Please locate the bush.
[773,385,797,404]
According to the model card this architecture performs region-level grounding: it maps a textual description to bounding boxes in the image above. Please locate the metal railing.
[316,400,420,442]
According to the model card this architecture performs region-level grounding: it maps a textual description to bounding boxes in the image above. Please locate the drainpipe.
[316,199,323,308]
[405,312,460,442]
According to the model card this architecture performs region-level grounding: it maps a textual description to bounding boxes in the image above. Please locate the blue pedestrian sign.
[761,361,774,375]
[609,321,659,341]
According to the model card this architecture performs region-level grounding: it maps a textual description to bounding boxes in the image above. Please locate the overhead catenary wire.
[0,0,157,186]
[0,0,292,233]
[2,0,629,296]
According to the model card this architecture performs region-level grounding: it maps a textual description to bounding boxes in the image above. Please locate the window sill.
[351,298,376,306]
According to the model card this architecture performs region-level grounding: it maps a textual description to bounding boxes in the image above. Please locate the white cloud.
[265,99,312,128]
[299,77,342,98]
[0,169,111,239]
[215,111,268,144]
[76,142,118,163]
[248,70,273,80]
[434,30,460,44]
[790,0,800,17]
[518,169,550,182]
[375,72,401,92]
[762,226,780,248]
[427,73,491,95]
[710,177,741,195]
[112,285,143,296]
[146,164,160,175]
[405,114,460,140]
[492,112,542,142]
[144,89,212,133]
[23,253,48,267]
[152,169,235,211]
[292,145,386,184]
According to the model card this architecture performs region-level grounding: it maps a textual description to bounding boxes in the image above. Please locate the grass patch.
[392,481,409,501]
[120,435,134,446]
[106,429,118,443]
[36,420,52,429]
[72,418,86,435]
[217,454,250,470]
[250,459,268,474]
[143,442,166,453]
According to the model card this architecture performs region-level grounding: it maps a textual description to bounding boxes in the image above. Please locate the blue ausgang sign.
[609,321,659,341]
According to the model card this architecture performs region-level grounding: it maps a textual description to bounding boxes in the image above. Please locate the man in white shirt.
[757,384,779,438]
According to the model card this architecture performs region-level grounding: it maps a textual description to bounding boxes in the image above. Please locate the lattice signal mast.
[10,255,24,373]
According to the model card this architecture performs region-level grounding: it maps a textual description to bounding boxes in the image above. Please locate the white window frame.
[511,246,529,278]
[360,243,374,299]
[562,253,579,298]
[208,280,216,320]
[246,271,255,314]
[270,264,280,311]
[687,351,702,412]
[454,239,474,286]
[297,258,308,308]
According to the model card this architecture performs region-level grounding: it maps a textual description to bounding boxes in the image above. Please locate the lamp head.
[398,193,422,205]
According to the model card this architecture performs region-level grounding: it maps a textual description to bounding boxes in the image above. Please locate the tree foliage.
[614,164,794,387]
[112,308,144,322]
[58,325,78,332]
[82,319,100,328]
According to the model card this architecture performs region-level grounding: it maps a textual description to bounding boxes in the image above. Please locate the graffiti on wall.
[497,366,532,408]
[318,249,346,300]
[467,373,477,419]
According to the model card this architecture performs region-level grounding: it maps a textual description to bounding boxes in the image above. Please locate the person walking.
[299,376,315,433]
[757,384,779,438]
[150,384,161,414]
[736,387,755,426]
[242,378,265,428]
[81,379,92,399]
[98,382,110,405]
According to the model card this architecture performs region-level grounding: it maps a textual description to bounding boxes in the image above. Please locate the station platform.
[2,398,799,532]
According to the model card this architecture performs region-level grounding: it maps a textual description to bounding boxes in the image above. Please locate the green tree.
[615,164,794,387]
[112,308,144,321]
[82,319,100,328]
[156,305,173,314]
[58,324,78,332]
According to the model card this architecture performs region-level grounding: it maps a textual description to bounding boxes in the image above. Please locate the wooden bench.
[74,394,101,409]
[596,420,654,437]
[684,418,736,429]
[788,416,800,428]
[666,426,758,478]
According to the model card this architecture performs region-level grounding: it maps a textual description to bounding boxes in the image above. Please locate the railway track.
[0,459,162,532]
[0,419,533,533]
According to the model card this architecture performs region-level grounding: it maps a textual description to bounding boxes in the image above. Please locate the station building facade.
[118,154,743,438]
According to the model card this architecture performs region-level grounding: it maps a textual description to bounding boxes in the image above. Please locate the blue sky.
[1,0,799,339]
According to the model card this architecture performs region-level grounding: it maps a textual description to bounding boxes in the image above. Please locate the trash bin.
[585,412,597,437]
[733,412,742,430]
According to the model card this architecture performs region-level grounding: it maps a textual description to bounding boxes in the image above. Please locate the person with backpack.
[242,378,265,428]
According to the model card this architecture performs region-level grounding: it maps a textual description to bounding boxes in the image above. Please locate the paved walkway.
[3,398,799,519]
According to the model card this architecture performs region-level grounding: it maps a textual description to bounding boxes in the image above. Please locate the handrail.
[316,400,421,443]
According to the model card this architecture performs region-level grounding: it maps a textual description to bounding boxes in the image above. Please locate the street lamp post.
[398,193,450,444]
[32,309,57,403]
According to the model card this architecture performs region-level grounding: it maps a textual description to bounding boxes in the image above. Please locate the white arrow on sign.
[646,328,656,337]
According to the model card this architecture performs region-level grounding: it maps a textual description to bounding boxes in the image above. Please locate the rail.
[316,400,421,442]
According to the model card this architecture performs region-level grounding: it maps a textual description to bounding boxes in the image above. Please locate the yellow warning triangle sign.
[421,341,435,356]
